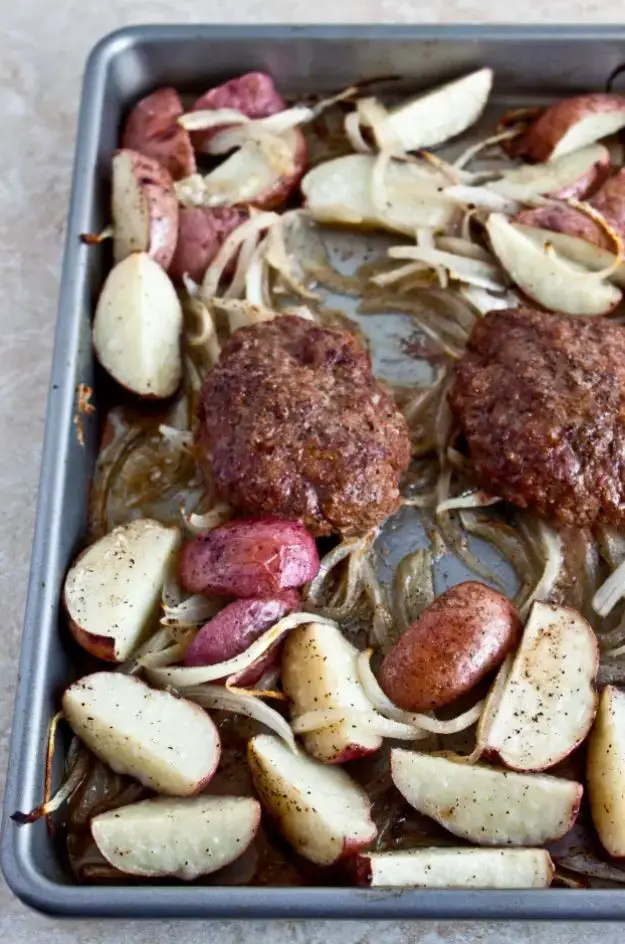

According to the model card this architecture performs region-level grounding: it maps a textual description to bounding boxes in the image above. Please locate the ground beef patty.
[196,315,411,535]
[449,307,625,527]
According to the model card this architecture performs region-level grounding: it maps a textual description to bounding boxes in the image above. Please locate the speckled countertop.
[3,3,625,941]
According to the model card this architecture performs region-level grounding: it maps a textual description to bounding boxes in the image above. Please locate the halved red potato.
[191,72,286,153]
[248,734,376,865]
[184,590,300,685]
[477,602,599,772]
[379,582,521,712]
[514,205,609,248]
[121,87,196,180]
[302,154,459,235]
[168,206,248,283]
[510,93,625,162]
[486,212,622,316]
[587,685,625,858]
[64,518,180,663]
[178,518,319,597]
[93,252,183,398]
[391,749,582,846]
[282,622,382,764]
[514,222,625,288]
[92,795,260,880]
[352,847,554,889]
[62,672,220,796]
[487,144,610,201]
[112,149,179,269]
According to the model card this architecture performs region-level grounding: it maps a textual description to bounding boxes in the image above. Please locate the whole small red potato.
[191,72,286,153]
[168,206,248,283]
[122,87,196,180]
[379,581,522,712]
[178,518,320,597]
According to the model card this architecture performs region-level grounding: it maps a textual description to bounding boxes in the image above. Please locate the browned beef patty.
[196,315,411,535]
[449,307,625,527]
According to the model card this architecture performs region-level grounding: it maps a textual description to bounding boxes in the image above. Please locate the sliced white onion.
[183,684,297,751]
[370,261,428,287]
[453,128,522,169]
[202,213,278,301]
[264,216,319,300]
[356,649,484,735]
[593,557,625,618]
[214,298,277,333]
[388,245,506,292]
[290,707,428,740]
[181,502,232,535]
[306,532,374,605]
[436,491,501,515]
[460,284,518,315]
[444,184,521,214]
[137,642,187,668]
[357,97,403,153]
[244,237,270,308]
[361,557,395,651]
[178,108,250,131]
[519,521,564,619]
[158,425,193,449]
[160,594,221,628]
[174,174,209,207]
[435,235,494,264]
[344,109,371,153]
[224,228,263,300]
[146,612,332,688]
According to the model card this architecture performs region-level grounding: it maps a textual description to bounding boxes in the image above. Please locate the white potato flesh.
[64,518,180,663]
[486,213,621,316]
[62,672,220,796]
[383,68,493,151]
[301,154,458,235]
[93,252,183,398]
[514,223,625,287]
[551,110,625,161]
[487,144,609,199]
[478,603,598,772]
[587,685,625,857]
[92,795,260,879]
[112,149,179,268]
[282,622,382,763]
[248,734,376,865]
[357,847,554,888]
[391,749,582,846]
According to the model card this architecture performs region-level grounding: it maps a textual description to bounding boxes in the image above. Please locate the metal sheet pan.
[4,23,625,919]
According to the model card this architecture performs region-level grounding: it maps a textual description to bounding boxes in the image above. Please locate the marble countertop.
[3,2,625,941]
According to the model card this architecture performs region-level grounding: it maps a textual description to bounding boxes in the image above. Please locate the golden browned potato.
[379,581,522,712]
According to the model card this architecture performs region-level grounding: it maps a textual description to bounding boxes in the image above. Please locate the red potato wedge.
[121,87,196,180]
[587,685,625,858]
[511,93,625,163]
[92,795,260,880]
[513,205,609,248]
[352,847,554,889]
[191,72,286,154]
[487,144,610,201]
[486,212,622,316]
[282,622,382,764]
[379,582,521,712]
[477,603,599,772]
[381,68,493,151]
[302,154,459,235]
[168,206,248,283]
[248,734,376,865]
[93,252,183,398]
[591,167,625,234]
[62,672,220,796]
[64,518,180,663]
[184,590,300,685]
[112,149,179,269]
[179,518,319,598]
[514,222,625,288]
[390,749,583,846]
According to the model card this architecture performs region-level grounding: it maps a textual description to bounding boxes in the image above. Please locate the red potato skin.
[548,151,611,200]
[168,206,248,283]
[178,518,320,597]
[245,130,308,211]
[514,205,611,248]
[67,619,119,662]
[379,582,522,712]
[122,87,196,180]
[510,94,625,163]
[114,149,180,269]
[591,168,625,236]
[191,72,286,153]
[183,590,300,685]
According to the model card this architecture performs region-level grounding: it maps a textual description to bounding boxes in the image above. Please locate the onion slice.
[388,245,506,292]
[436,491,501,515]
[183,684,297,752]
[290,707,428,740]
[12,731,91,825]
[519,521,563,618]
[202,213,278,301]
[593,557,625,617]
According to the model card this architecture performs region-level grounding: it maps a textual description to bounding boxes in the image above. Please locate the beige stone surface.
[2,2,625,941]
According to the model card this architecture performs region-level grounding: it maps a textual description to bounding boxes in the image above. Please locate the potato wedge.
[168,206,248,283]
[93,252,183,398]
[511,93,625,162]
[486,213,622,316]
[191,72,286,153]
[353,847,554,888]
[62,672,220,796]
[514,205,609,248]
[391,749,582,846]
[301,153,459,235]
[487,144,610,201]
[514,222,625,288]
[92,795,260,879]
[122,87,195,180]
[248,734,376,865]
[112,149,179,268]
[478,603,599,771]
[64,518,180,663]
[587,685,625,858]
[282,622,382,763]
[592,167,625,235]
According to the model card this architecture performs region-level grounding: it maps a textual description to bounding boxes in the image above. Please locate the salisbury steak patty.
[196,316,411,535]
[449,307,625,527]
